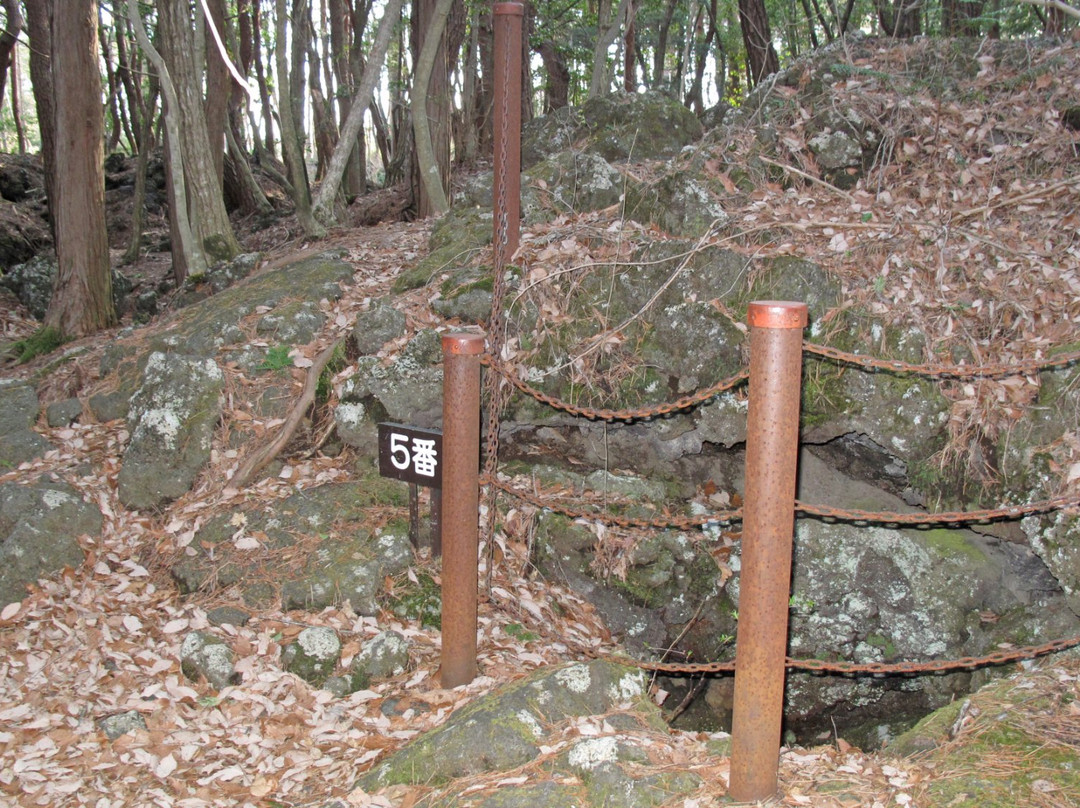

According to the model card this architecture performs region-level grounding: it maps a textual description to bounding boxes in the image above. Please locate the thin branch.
[1018,0,1080,20]
[227,339,343,490]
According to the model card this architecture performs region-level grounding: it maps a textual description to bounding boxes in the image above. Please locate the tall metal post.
[729,301,808,802]
[440,332,485,688]
[492,2,523,267]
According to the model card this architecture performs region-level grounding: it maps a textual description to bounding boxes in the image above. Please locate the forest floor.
[2,35,1080,808]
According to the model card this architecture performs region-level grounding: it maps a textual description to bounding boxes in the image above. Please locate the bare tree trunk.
[204,0,229,184]
[589,0,632,98]
[10,55,25,154]
[653,0,677,90]
[0,0,22,103]
[312,0,404,224]
[275,0,325,237]
[623,0,635,92]
[123,82,160,265]
[24,0,56,234]
[45,0,115,338]
[115,13,147,150]
[158,0,240,268]
[874,0,921,37]
[412,0,454,217]
[128,0,207,281]
[535,41,570,113]
[738,0,780,85]
[252,1,275,155]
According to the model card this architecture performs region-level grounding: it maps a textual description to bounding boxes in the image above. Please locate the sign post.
[440,332,485,688]
[729,301,807,802]
[377,423,443,553]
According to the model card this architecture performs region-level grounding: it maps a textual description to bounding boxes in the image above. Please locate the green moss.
[388,571,442,629]
[919,528,987,564]
[257,344,292,373]
[917,723,1080,807]
[864,632,897,658]
[316,342,347,404]
[8,326,65,363]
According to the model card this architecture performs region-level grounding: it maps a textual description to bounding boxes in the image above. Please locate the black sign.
[377,423,443,488]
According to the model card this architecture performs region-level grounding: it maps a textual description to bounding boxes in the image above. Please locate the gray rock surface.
[359,660,657,790]
[353,300,408,355]
[350,630,411,688]
[0,380,50,468]
[116,352,225,510]
[282,627,342,687]
[170,481,411,612]
[0,480,102,606]
[97,711,148,740]
[180,631,238,690]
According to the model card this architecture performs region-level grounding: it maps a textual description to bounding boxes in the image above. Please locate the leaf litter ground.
[2,35,1080,808]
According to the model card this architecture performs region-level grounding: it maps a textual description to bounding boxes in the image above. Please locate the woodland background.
[0,0,1077,342]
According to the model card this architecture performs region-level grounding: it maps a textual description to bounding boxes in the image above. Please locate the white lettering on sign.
[389,433,411,471]
[411,439,438,477]
[389,432,438,477]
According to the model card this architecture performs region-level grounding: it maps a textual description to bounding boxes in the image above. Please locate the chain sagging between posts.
[442,286,1080,793]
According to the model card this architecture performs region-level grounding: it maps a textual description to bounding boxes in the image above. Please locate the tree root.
[228,338,343,489]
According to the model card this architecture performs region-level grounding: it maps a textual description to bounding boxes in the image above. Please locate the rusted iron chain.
[484,475,742,529]
[488,475,1079,531]
[601,633,1080,676]
[804,341,1080,378]
[481,354,750,422]
[796,495,1080,525]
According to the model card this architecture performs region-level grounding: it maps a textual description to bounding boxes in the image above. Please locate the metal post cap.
[494,2,525,15]
[442,332,487,355]
[747,301,808,329]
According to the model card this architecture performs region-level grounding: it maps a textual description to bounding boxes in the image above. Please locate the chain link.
[803,341,1080,378]
[482,338,1080,679]
[482,355,750,422]
[599,633,1080,676]
[485,475,742,529]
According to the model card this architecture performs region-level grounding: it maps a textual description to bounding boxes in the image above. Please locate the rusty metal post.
[492,2,523,267]
[440,332,485,688]
[729,301,808,803]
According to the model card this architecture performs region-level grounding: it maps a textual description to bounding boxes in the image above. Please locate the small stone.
[46,398,83,428]
[180,630,238,690]
[351,630,410,684]
[205,606,250,628]
[282,626,341,686]
[97,711,147,740]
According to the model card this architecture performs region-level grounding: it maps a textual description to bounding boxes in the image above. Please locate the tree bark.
[204,0,229,184]
[738,0,780,85]
[122,82,160,264]
[0,0,21,104]
[44,0,115,338]
[0,0,23,106]
[535,41,570,113]
[874,0,922,37]
[312,0,405,224]
[252,1,276,156]
[275,0,324,237]
[589,0,632,98]
[128,0,207,281]
[10,53,25,154]
[412,0,454,217]
[158,0,241,269]
[24,0,56,234]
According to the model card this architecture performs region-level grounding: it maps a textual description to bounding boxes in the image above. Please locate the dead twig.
[227,339,343,489]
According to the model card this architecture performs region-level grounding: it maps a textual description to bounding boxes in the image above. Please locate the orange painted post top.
[442,332,486,356]
[494,2,525,14]
[746,301,809,330]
